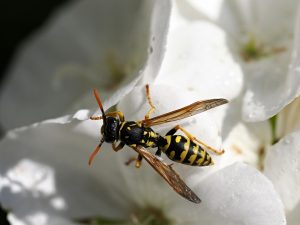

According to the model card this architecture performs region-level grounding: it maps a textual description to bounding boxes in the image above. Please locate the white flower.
[0,84,285,225]
[150,1,300,224]
[222,97,300,225]
[0,0,292,225]
[178,0,300,122]
[0,0,170,130]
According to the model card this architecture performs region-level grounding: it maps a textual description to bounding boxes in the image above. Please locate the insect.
[89,85,228,204]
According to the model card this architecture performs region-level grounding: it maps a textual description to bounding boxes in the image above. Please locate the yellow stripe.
[161,136,171,152]
[169,151,175,159]
[150,132,157,138]
[147,141,154,147]
[119,122,126,137]
[196,149,206,165]
[189,145,199,164]
[180,138,190,162]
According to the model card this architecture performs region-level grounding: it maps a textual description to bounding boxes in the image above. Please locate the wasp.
[89,85,228,204]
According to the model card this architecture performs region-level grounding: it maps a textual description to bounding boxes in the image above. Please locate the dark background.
[0,1,70,221]
[0,0,70,88]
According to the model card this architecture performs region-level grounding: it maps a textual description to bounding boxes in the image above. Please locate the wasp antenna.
[93,89,106,120]
[88,139,105,166]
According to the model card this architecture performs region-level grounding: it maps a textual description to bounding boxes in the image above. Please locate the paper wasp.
[89,85,228,203]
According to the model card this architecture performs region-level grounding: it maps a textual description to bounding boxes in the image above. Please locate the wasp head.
[101,117,119,143]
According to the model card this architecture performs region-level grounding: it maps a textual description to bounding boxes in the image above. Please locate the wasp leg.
[125,157,136,166]
[155,149,162,157]
[106,111,125,122]
[144,84,156,120]
[90,116,102,120]
[125,154,143,168]
[135,154,143,168]
[112,142,125,152]
[90,111,124,121]
[167,125,225,155]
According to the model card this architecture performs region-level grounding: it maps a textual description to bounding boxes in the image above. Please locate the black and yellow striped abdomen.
[159,135,214,166]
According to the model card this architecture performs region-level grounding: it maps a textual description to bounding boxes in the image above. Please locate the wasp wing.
[132,145,201,204]
[140,98,228,127]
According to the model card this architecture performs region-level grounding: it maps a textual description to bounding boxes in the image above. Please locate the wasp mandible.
[89,85,228,204]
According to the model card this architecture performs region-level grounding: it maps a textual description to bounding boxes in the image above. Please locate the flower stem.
[269,115,278,144]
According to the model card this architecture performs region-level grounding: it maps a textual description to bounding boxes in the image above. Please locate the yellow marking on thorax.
[143,131,147,135]
[175,136,181,143]
[147,141,154,147]
[180,137,190,162]
[136,122,142,127]
[188,145,199,164]
[119,122,126,136]
[150,132,157,138]
[127,127,131,130]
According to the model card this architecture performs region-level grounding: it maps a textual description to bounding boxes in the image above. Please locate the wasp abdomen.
[159,135,213,166]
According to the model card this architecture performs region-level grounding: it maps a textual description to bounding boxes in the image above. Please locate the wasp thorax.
[102,117,119,143]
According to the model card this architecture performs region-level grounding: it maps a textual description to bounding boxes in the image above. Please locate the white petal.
[184,0,299,42]
[218,98,271,167]
[179,0,300,121]
[0,0,171,130]
[222,120,271,167]
[155,21,243,100]
[0,121,134,220]
[241,49,299,121]
[237,1,300,121]
[287,201,300,225]
[183,0,225,21]
[276,97,300,139]
[173,163,285,225]
[264,131,300,212]
[8,212,78,225]
[232,0,299,43]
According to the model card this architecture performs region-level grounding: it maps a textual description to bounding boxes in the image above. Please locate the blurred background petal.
[0,0,171,130]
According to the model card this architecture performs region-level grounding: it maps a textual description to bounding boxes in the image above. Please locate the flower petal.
[8,212,78,225]
[178,0,300,122]
[234,0,300,121]
[0,121,135,220]
[264,131,300,212]
[287,202,300,225]
[184,0,299,42]
[0,0,171,130]
[172,163,285,225]
[155,20,243,100]
[276,97,300,139]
